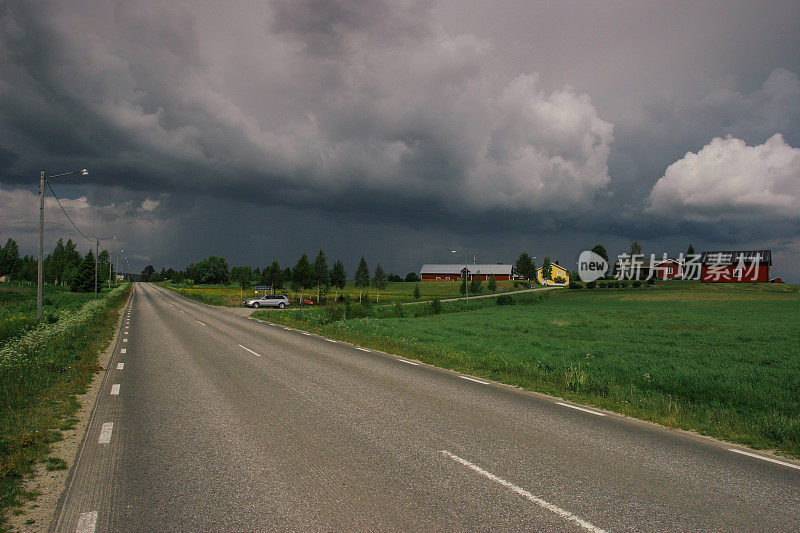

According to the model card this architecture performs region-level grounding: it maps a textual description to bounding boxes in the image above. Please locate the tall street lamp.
[451,249,468,300]
[94,236,116,297]
[38,168,88,321]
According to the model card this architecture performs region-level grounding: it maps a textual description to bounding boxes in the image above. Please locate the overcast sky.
[2,0,799,280]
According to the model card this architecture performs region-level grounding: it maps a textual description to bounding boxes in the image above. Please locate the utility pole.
[37,168,88,321]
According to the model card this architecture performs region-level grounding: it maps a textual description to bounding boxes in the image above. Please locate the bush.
[325,303,345,322]
[428,298,442,315]
[632,281,642,288]
[586,281,596,289]
[497,294,515,305]
[514,281,525,289]
[553,276,566,284]
[413,284,421,300]
[393,301,404,318]
[598,282,607,288]
[568,280,582,289]
[619,281,628,288]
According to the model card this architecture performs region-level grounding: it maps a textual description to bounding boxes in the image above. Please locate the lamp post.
[94,236,116,297]
[451,250,468,300]
[37,168,88,321]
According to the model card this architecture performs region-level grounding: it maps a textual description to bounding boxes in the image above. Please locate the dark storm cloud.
[2,0,800,279]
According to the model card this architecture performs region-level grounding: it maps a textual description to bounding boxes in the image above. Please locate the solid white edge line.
[398,358,420,366]
[556,402,606,417]
[728,448,800,471]
[356,347,371,352]
[197,320,205,326]
[440,451,606,533]
[301,332,312,336]
[98,422,114,444]
[460,375,489,385]
[238,344,262,357]
[76,510,98,533]
[116,363,124,370]
[325,338,337,343]
[110,384,120,396]
[120,348,126,354]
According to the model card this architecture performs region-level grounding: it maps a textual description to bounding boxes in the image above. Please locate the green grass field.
[255,281,800,457]
[0,285,101,348]
[161,279,531,307]
[0,283,130,526]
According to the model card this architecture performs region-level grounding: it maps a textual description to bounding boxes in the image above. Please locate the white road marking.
[397,359,420,366]
[325,339,337,343]
[98,422,114,444]
[440,450,606,533]
[117,363,124,370]
[197,320,205,326]
[122,338,128,343]
[110,384,120,396]
[301,332,312,336]
[282,327,292,330]
[180,309,185,313]
[357,347,371,352]
[460,376,489,385]
[120,348,126,354]
[556,402,606,417]
[238,344,261,357]
[728,448,800,471]
[76,510,98,533]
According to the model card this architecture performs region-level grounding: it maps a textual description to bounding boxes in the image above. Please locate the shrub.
[553,276,566,284]
[619,281,628,288]
[413,284,421,300]
[568,280,582,289]
[497,294,515,305]
[586,281,596,289]
[514,281,525,289]
[598,282,607,288]
[393,301,404,318]
[428,298,442,315]
[325,304,345,322]
[632,281,642,288]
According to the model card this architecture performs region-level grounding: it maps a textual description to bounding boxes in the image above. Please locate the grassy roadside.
[255,284,800,458]
[0,283,130,528]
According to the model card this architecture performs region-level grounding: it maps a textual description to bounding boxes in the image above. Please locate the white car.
[243,294,289,309]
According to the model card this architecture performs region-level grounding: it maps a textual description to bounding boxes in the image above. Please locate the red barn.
[652,258,684,280]
[699,250,771,283]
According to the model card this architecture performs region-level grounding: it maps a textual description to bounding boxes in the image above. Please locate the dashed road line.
[116,363,124,370]
[98,422,114,444]
[301,332,312,336]
[728,448,800,471]
[110,384,120,396]
[325,338,337,343]
[197,320,206,326]
[238,344,262,357]
[122,338,128,343]
[120,348,126,354]
[76,511,98,533]
[397,359,420,366]
[460,376,489,385]
[440,450,606,533]
[556,402,606,417]
[357,347,371,352]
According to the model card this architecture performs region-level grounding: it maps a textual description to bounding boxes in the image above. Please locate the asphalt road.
[56,282,800,531]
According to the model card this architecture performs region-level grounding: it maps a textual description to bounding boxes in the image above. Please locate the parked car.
[243,294,289,309]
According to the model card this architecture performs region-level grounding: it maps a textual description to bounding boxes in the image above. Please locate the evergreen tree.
[282,267,293,288]
[405,272,420,282]
[263,261,283,292]
[330,260,346,290]
[514,251,537,281]
[354,256,370,301]
[372,263,387,302]
[413,284,421,300]
[541,257,553,282]
[0,238,20,277]
[72,250,96,292]
[470,272,483,294]
[629,241,643,257]
[687,243,695,257]
[487,274,497,292]
[292,253,314,292]
[591,244,609,262]
[313,250,329,303]
[459,274,467,295]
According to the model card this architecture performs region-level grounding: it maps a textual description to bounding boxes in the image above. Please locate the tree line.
[141,251,425,301]
[0,237,114,292]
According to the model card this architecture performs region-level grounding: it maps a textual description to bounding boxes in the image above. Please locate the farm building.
[419,264,513,281]
[652,257,684,280]
[699,250,771,283]
[536,263,570,285]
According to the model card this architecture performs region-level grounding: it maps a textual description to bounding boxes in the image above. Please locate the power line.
[46,181,93,242]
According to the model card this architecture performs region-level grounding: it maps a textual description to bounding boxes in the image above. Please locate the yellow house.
[536,263,570,285]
